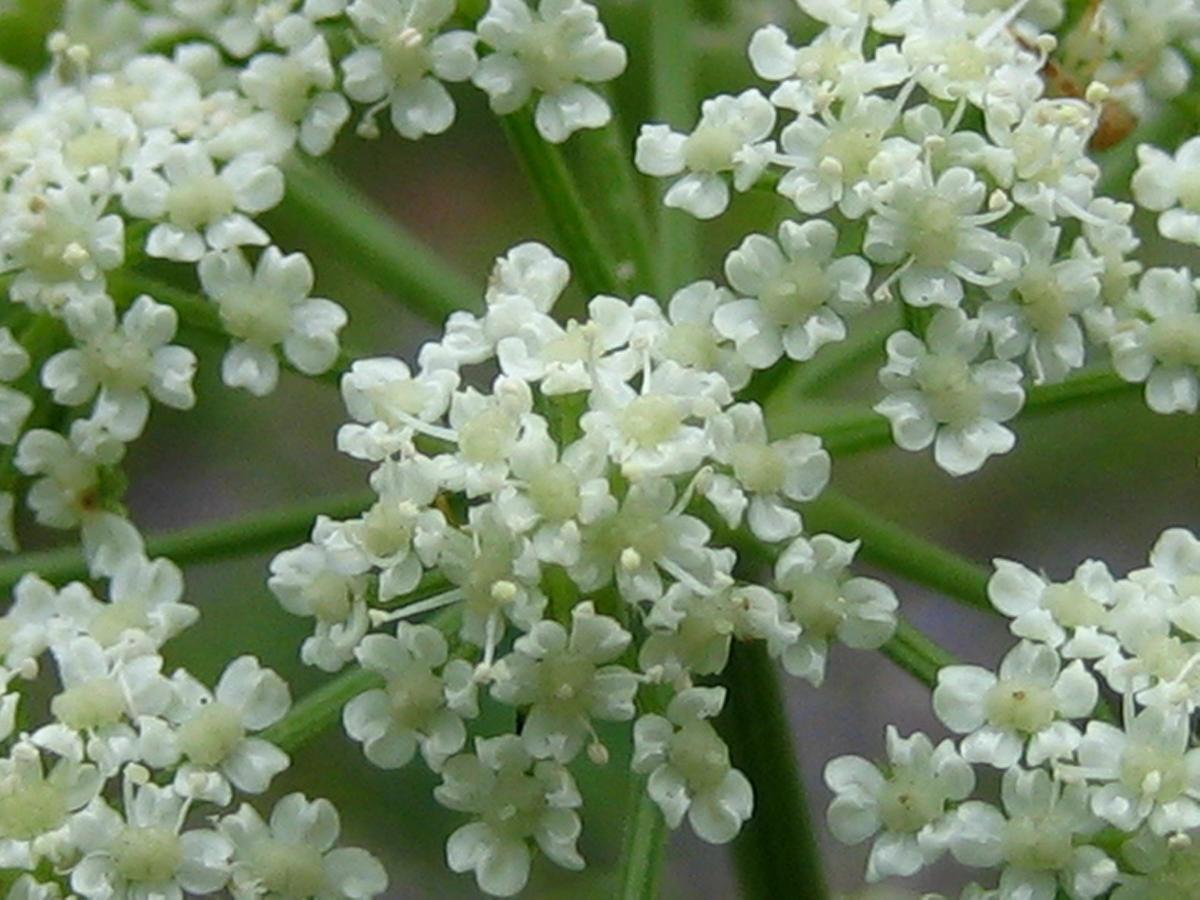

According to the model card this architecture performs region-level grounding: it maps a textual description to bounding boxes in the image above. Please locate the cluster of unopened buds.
[0,0,1197,896]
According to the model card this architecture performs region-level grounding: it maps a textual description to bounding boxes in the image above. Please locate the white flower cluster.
[268,241,902,895]
[634,0,1200,475]
[826,527,1200,898]
[0,554,386,899]
[0,0,629,560]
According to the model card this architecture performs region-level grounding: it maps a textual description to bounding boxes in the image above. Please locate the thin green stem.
[616,767,669,900]
[805,490,993,614]
[880,619,959,688]
[651,0,700,292]
[574,120,658,295]
[501,112,622,299]
[719,641,827,900]
[0,490,373,591]
[279,157,479,324]
[261,667,382,753]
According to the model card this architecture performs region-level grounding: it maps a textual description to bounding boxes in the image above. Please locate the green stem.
[0,490,373,591]
[574,120,658,295]
[501,113,621,299]
[794,368,1142,456]
[261,666,382,753]
[805,490,993,614]
[651,0,701,292]
[615,773,669,900]
[879,619,959,688]
[279,157,479,325]
[719,641,827,900]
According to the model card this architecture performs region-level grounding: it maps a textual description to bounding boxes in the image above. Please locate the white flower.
[240,25,351,154]
[715,219,872,366]
[980,216,1101,384]
[148,656,291,804]
[630,283,751,389]
[435,506,546,648]
[1131,136,1200,245]
[69,778,232,899]
[635,90,776,219]
[950,768,1114,900]
[199,246,348,396]
[773,534,898,686]
[824,727,974,881]
[1076,707,1200,835]
[439,377,534,496]
[342,0,477,140]
[774,95,907,218]
[492,423,611,567]
[874,308,1025,476]
[473,0,627,143]
[435,734,583,896]
[343,622,477,769]
[748,24,909,103]
[490,602,637,762]
[632,686,752,844]
[987,558,1122,657]
[123,142,283,262]
[45,636,173,772]
[572,477,730,603]
[933,640,1097,768]
[640,583,798,680]
[220,793,388,899]
[41,294,197,441]
[704,403,830,542]
[1109,267,1200,414]
[0,741,102,870]
[580,360,727,481]
[864,166,1021,307]
[0,176,124,312]
[0,574,60,673]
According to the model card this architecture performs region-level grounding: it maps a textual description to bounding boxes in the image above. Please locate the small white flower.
[1132,136,1200,246]
[0,741,102,870]
[220,793,388,899]
[0,327,32,446]
[490,602,637,762]
[704,403,830,542]
[123,142,283,262]
[874,309,1025,476]
[473,0,627,143]
[950,768,1114,900]
[41,294,197,441]
[150,656,291,804]
[772,534,897,685]
[933,640,1097,768]
[715,219,872,366]
[240,25,351,154]
[1076,707,1200,835]
[632,686,753,844]
[342,0,477,140]
[69,778,232,899]
[0,176,124,312]
[987,557,1122,657]
[344,622,477,769]
[640,583,797,680]
[824,727,974,880]
[980,216,1101,384]
[436,734,583,896]
[199,246,348,396]
[1109,267,1200,414]
[864,166,1021,307]
[635,90,776,219]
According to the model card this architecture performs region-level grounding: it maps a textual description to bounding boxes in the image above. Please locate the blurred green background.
[3,0,1200,896]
